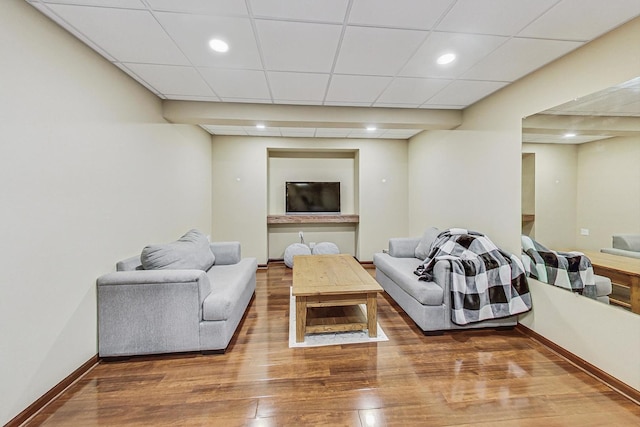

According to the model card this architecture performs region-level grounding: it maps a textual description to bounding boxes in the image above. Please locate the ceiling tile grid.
[26,0,640,138]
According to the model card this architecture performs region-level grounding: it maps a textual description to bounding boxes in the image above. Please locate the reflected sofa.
[601,234,640,259]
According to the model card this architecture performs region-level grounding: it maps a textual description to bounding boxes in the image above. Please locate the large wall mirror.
[522,76,640,311]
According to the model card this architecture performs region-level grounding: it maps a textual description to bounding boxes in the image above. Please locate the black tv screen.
[286,182,341,214]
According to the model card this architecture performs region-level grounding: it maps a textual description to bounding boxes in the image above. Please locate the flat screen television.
[286,181,341,214]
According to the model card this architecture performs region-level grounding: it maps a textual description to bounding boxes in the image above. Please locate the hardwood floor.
[24,264,640,426]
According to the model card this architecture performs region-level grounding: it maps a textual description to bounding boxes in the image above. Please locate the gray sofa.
[97,234,257,357]
[373,232,517,334]
[601,234,640,259]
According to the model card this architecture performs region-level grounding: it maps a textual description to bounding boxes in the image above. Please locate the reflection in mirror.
[522,77,640,313]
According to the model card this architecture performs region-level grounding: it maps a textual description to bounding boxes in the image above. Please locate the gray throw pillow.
[141,229,215,271]
[414,227,440,260]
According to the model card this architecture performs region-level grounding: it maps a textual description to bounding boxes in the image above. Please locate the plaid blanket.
[415,229,532,325]
[521,235,596,298]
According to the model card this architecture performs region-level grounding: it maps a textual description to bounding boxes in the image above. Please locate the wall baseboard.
[5,355,99,427]
[515,324,640,404]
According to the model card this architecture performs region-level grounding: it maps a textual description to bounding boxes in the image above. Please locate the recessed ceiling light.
[366,126,377,131]
[209,39,229,53]
[563,132,577,138]
[256,124,266,129]
[436,53,456,65]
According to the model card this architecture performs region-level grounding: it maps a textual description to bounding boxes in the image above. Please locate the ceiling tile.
[377,77,451,105]
[267,72,330,103]
[334,26,427,75]
[425,80,508,106]
[325,75,392,104]
[155,12,262,68]
[462,38,582,82]
[519,0,640,41]
[419,104,464,109]
[146,0,248,16]
[42,0,145,8]
[315,128,352,137]
[522,133,613,145]
[348,129,385,138]
[249,0,349,23]
[256,20,342,72]
[279,128,318,137]
[165,94,220,102]
[436,0,558,36]
[245,126,282,136]
[46,4,189,64]
[349,0,454,29]
[400,32,507,78]
[372,102,421,108]
[124,63,216,97]
[199,68,271,99]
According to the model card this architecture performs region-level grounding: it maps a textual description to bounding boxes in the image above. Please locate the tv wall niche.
[267,149,358,260]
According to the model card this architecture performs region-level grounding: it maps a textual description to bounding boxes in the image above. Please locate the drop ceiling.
[523,76,640,144]
[26,0,640,139]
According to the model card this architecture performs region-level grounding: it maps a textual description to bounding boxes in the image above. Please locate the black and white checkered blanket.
[415,229,532,325]
[521,235,596,298]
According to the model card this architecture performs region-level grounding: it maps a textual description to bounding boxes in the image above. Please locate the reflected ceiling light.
[366,126,377,131]
[209,38,229,53]
[256,124,266,129]
[563,132,577,138]
[436,53,456,65]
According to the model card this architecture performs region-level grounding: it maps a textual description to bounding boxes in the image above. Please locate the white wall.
[0,1,212,424]
[577,136,640,251]
[211,136,408,263]
[455,16,640,391]
[269,155,356,215]
[408,129,521,253]
[522,143,578,250]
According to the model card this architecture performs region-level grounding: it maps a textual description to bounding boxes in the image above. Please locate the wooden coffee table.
[579,250,640,314]
[292,254,384,343]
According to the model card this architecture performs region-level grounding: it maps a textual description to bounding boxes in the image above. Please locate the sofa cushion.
[374,253,444,305]
[414,227,440,260]
[141,229,215,271]
[594,274,612,298]
[202,258,256,321]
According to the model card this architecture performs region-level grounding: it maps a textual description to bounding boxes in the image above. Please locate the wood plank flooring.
[24,264,640,426]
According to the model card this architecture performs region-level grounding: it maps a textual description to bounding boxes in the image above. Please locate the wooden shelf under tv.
[267,215,360,224]
[522,214,535,223]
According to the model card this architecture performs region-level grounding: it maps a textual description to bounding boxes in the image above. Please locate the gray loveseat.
[97,231,257,357]
[373,229,517,334]
[601,234,640,259]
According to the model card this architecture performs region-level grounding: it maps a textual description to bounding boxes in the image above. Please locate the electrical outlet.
[580,228,589,236]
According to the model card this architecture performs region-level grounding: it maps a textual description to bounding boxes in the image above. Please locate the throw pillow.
[140,229,215,271]
[414,227,440,260]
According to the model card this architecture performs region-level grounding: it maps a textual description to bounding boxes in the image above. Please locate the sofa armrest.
[97,269,211,304]
[388,237,420,258]
[601,247,640,259]
[97,269,211,357]
[210,241,241,265]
